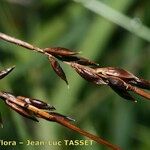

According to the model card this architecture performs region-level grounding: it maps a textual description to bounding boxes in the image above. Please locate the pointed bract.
[110,85,135,101]
[72,64,106,85]
[49,56,68,85]
[44,47,78,56]
[56,55,98,66]
[96,67,137,79]
[74,56,99,66]
[107,76,136,101]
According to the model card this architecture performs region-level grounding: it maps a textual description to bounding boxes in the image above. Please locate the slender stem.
[0,32,44,53]
[55,117,121,150]
[26,102,121,150]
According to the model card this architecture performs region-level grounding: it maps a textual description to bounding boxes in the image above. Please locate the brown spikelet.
[107,76,135,101]
[48,56,68,85]
[71,63,106,85]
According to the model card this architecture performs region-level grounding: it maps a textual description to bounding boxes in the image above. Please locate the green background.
[0,0,150,150]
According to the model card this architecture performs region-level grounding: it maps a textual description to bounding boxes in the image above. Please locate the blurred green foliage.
[0,0,150,150]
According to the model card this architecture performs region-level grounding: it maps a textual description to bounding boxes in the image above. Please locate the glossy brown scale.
[49,56,68,85]
[96,67,138,80]
[107,76,135,101]
[56,55,98,66]
[17,96,55,110]
[71,64,106,85]
[44,47,78,56]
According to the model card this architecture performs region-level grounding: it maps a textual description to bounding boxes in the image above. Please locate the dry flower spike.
[0,32,149,101]
[0,91,120,150]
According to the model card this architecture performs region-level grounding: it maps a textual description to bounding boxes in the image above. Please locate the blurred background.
[0,0,150,150]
